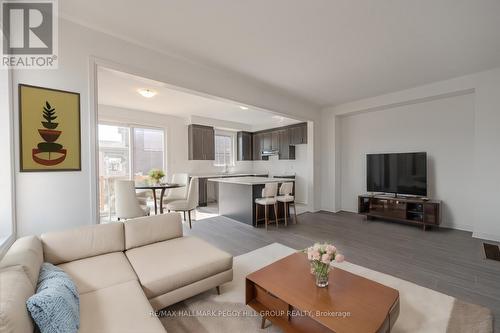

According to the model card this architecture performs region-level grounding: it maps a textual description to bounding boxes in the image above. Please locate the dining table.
[135,183,184,215]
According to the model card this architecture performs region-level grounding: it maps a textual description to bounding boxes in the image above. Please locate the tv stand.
[358,195,441,230]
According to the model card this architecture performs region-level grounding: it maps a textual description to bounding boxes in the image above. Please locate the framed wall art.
[19,84,81,172]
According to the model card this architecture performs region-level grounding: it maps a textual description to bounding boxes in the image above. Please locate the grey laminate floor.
[184,210,499,331]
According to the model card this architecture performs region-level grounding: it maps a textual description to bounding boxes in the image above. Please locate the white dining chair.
[166,177,199,228]
[115,180,150,220]
[255,182,278,230]
[162,173,189,205]
[135,189,150,206]
[276,182,297,226]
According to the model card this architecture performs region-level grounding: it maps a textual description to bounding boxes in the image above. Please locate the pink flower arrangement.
[304,242,344,279]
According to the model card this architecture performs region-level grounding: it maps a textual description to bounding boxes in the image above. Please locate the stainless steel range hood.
[261,149,279,156]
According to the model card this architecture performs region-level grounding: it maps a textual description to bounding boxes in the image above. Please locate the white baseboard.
[440,223,473,232]
[472,231,500,243]
[318,209,342,214]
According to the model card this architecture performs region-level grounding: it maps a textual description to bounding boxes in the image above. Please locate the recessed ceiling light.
[272,115,285,122]
[239,106,249,110]
[138,89,157,98]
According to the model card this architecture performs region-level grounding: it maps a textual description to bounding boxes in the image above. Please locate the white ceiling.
[97,67,301,131]
[64,0,500,106]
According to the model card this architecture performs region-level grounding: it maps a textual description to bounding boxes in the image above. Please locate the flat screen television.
[367,152,427,196]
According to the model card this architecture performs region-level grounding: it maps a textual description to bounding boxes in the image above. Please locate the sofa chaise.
[0,213,233,333]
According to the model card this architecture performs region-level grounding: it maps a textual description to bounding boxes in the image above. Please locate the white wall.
[319,112,336,211]
[339,93,475,231]
[0,68,15,247]
[320,67,500,242]
[472,69,500,241]
[12,18,319,237]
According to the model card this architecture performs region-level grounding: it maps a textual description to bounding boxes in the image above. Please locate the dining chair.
[166,177,199,228]
[162,173,189,205]
[276,182,297,226]
[255,182,278,230]
[135,189,150,206]
[115,180,150,220]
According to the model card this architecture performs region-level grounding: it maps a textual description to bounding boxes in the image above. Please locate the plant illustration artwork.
[32,101,67,166]
[19,84,81,172]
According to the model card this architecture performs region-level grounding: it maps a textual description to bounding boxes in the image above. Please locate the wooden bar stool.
[276,182,297,226]
[255,183,278,230]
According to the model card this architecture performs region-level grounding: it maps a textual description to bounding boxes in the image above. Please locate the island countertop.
[190,172,267,178]
[207,176,295,185]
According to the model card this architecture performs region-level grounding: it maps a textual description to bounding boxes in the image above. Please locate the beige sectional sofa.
[0,213,233,333]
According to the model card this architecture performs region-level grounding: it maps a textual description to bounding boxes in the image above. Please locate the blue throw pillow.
[26,263,80,333]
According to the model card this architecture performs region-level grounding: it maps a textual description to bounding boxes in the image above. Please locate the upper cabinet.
[252,132,265,160]
[278,128,295,160]
[237,131,253,161]
[271,131,280,151]
[251,122,307,160]
[189,122,306,162]
[188,124,215,160]
[289,123,307,145]
[252,133,260,160]
[262,132,272,151]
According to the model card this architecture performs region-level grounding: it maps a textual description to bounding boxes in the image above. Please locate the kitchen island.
[190,172,268,207]
[208,176,295,226]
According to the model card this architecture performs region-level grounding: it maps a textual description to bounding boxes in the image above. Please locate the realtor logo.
[1,0,58,68]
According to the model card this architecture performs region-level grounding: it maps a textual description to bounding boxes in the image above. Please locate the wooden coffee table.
[246,253,399,333]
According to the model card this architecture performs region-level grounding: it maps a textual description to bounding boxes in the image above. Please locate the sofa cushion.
[41,223,125,265]
[124,213,183,250]
[125,236,233,299]
[148,269,233,311]
[0,235,43,287]
[26,263,80,333]
[0,266,35,333]
[58,252,137,294]
[79,280,165,333]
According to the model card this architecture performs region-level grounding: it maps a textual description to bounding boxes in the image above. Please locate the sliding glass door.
[132,127,165,183]
[98,123,165,222]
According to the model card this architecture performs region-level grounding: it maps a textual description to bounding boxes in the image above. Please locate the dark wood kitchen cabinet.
[237,131,253,161]
[198,177,208,206]
[252,132,263,160]
[271,131,279,150]
[262,132,272,151]
[278,129,295,160]
[289,123,307,145]
[188,124,215,160]
[210,122,309,162]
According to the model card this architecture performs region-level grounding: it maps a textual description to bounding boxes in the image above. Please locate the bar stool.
[255,182,278,230]
[276,182,297,226]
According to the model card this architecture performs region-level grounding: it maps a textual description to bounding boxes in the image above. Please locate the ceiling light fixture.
[138,89,157,98]
[239,106,249,110]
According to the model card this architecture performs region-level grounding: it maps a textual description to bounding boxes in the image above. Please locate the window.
[98,124,165,222]
[214,134,233,166]
[133,128,164,177]
[99,124,130,178]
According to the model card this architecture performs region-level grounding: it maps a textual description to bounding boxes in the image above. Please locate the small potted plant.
[305,243,344,287]
[148,169,165,185]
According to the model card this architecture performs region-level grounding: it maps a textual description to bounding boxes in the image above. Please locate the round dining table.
[135,183,184,215]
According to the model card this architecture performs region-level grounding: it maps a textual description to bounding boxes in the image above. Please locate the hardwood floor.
[185,211,499,331]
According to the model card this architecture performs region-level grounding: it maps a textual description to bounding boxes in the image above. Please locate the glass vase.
[314,265,330,288]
